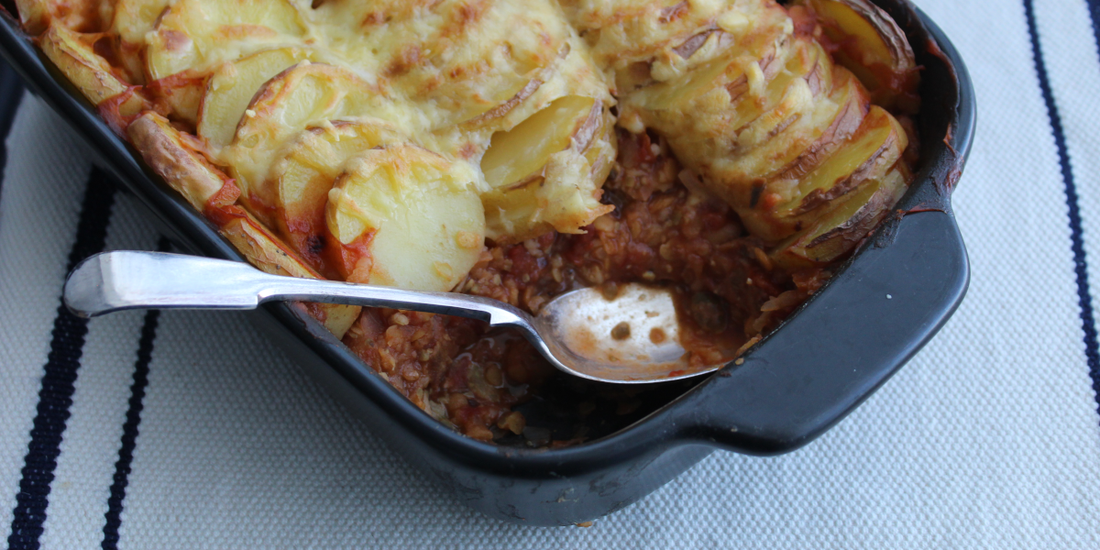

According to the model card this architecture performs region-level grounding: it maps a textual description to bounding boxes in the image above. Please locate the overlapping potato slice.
[623,38,815,149]
[109,0,170,82]
[197,47,316,150]
[271,119,403,271]
[111,0,169,45]
[15,0,107,35]
[144,0,309,80]
[559,0,791,90]
[479,95,615,242]
[770,164,908,268]
[325,145,486,291]
[382,0,571,127]
[739,104,904,241]
[37,23,148,117]
[219,61,416,210]
[795,0,918,111]
[778,106,906,216]
[625,38,849,209]
[127,111,361,338]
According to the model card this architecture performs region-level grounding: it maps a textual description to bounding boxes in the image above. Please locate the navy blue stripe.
[101,237,170,550]
[7,168,116,550]
[1084,0,1100,416]
[1024,0,1100,410]
[1088,1,1100,67]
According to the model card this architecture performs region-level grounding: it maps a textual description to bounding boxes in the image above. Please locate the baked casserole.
[14,0,921,443]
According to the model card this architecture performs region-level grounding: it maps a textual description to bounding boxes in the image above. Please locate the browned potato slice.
[109,0,171,82]
[624,37,827,171]
[111,0,169,44]
[272,119,403,271]
[325,145,485,291]
[319,0,571,128]
[766,73,869,182]
[197,47,315,150]
[127,112,225,209]
[144,0,308,80]
[777,105,906,216]
[797,0,918,111]
[558,0,791,89]
[479,95,615,242]
[770,164,908,268]
[219,62,410,210]
[741,105,905,242]
[127,111,361,338]
[144,72,207,125]
[38,24,147,116]
[15,0,106,35]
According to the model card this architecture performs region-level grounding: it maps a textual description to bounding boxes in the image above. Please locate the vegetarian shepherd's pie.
[15,0,920,442]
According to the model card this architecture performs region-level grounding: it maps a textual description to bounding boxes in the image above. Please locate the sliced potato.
[127,112,226,209]
[765,72,869,182]
[481,95,596,189]
[770,164,908,268]
[479,95,615,242]
[145,71,207,125]
[144,0,308,80]
[219,61,410,207]
[272,119,403,270]
[623,37,826,181]
[197,47,315,150]
[559,0,791,89]
[777,105,906,216]
[16,0,105,34]
[127,111,361,338]
[38,24,147,115]
[797,0,918,111]
[111,0,170,44]
[110,0,171,81]
[739,105,904,242]
[355,0,570,127]
[325,145,486,291]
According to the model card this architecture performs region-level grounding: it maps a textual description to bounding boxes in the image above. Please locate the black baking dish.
[0,0,974,525]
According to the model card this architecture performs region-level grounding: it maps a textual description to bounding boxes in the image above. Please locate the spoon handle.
[63,251,532,329]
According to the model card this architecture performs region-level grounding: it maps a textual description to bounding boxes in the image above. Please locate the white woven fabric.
[2,0,1099,547]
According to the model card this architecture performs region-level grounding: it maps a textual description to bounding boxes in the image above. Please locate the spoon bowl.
[63,251,729,384]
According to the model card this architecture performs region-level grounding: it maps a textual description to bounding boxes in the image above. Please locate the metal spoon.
[63,251,726,384]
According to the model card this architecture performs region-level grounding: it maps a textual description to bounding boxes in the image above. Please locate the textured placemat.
[2,0,1099,548]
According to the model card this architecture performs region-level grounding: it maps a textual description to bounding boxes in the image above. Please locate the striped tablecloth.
[2,0,1099,547]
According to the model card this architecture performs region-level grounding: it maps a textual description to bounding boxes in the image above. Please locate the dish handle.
[672,209,969,455]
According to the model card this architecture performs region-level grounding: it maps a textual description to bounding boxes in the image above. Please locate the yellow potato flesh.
[809,0,895,68]
[778,105,902,215]
[221,62,405,199]
[480,95,597,189]
[275,121,401,251]
[39,24,133,107]
[145,0,307,79]
[773,165,907,266]
[198,47,313,150]
[629,54,736,111]
[749,41,829,119]
[800,0,917,109]
[326,146,485,292]
[111,0,170,44]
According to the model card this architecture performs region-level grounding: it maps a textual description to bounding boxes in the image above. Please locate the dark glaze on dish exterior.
[0,0,972,525]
